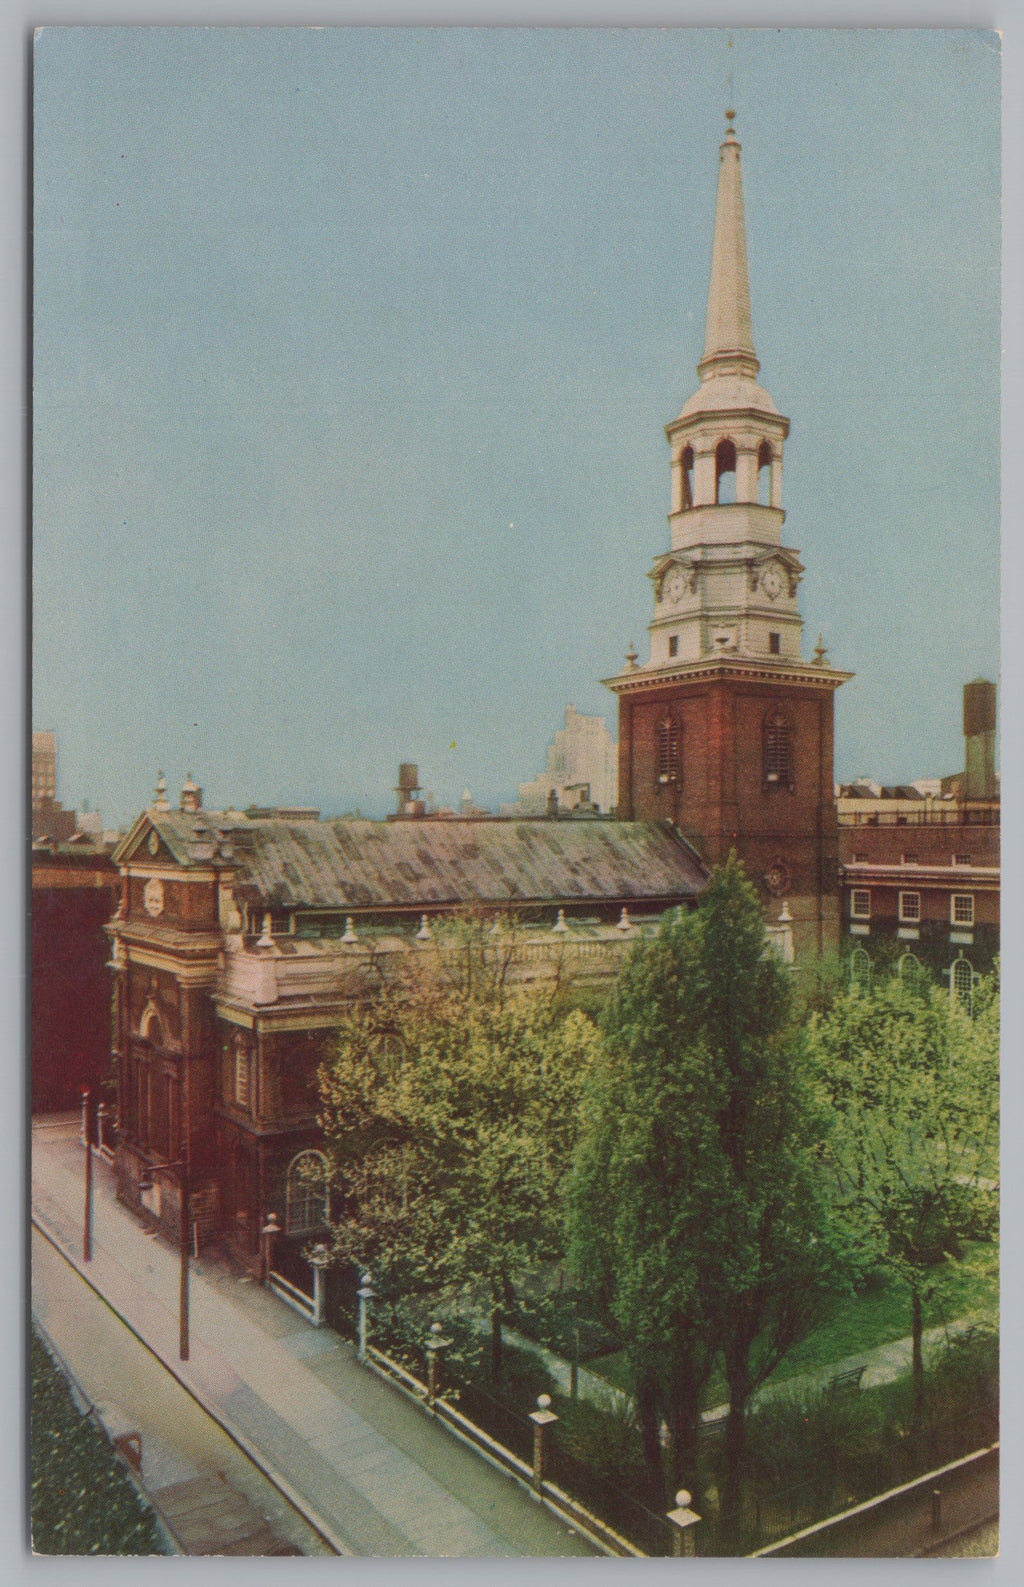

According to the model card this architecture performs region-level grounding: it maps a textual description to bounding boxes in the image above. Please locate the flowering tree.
[317,945,601,1378]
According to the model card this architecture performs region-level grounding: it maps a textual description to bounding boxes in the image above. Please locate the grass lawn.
[31,1328,168,1555]
[584,1241,999,1405]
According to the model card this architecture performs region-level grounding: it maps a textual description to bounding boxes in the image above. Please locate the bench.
[824,1365,865,1401]
[697,1409,729,1445]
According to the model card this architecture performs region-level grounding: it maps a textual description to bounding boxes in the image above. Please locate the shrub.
[31,1330,166,1556]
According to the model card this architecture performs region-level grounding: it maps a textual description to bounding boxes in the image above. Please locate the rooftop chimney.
[963,680,996,800]
[180,774,202,813]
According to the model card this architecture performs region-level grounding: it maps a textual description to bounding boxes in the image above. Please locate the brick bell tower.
[605,112,851,957]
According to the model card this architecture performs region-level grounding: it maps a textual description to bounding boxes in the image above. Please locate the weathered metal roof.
[115,807,707,910]
[233,816,707,912]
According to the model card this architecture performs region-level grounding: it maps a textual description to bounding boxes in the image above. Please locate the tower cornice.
[603,654,853,697]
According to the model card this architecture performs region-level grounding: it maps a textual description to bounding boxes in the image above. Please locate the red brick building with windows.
[605,114,849,956]
[837,682,1000,981]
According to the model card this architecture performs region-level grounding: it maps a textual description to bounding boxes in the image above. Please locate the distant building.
[31,730,77,842]
[32,731,56,808]
[837,682,999,978]
[31,834,120,1113]
[513,707,618,816]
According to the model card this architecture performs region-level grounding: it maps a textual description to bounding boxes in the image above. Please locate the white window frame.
[951,893,975,927]
[286,1150,330,1236]
[951,956,975,1013]
[850,889,871,921]
[899,890,921,924]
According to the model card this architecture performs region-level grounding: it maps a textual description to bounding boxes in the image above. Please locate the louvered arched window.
[681,446,694,510]
[763,710,794,791]
[656,714,683,787]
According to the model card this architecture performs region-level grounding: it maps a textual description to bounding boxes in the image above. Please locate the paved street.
[32,1227,332,1555]
[31,1120,595,1558]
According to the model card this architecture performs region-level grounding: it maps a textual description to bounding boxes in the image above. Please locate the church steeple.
[698,111,759,383]
[603,113,850,960]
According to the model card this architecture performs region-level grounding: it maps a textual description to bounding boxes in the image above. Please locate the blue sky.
[32,26,1001,826]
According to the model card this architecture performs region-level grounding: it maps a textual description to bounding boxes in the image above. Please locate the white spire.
[698,111,759,384]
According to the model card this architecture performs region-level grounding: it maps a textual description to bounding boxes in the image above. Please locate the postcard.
[30,26,1000,1560]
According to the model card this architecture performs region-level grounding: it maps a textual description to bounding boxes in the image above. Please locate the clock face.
[665,570,687,603]
[144,878,165,918]
[762,564,783,601]
[765,862,791,898]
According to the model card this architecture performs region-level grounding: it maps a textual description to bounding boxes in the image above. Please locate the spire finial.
[725,108,737,140]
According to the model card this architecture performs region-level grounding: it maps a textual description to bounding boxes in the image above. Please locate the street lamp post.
[357,1272,374,1362]
[178,1154,190,1361]
[81,1088,93,1262]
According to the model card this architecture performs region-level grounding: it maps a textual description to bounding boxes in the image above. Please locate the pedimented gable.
[115,815,185,869]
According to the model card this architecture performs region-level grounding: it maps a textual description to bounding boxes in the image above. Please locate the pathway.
[493,1297,993,1425]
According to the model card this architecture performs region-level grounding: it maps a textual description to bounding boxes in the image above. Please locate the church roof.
[230,816,707,912]
[119,809,708,912]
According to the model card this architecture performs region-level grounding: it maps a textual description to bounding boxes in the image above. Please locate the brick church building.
[605,112,850,958]
[106,776,707,1277]
[104,114,860,1280]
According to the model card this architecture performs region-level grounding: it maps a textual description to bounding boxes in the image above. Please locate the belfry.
[605,113,850,956]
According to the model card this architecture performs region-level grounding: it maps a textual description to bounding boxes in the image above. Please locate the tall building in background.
[32,731,57,809]
[514,706,619,815]
[604,114,851,956]
[31,729,76,842]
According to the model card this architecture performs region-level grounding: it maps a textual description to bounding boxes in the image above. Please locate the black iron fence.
[325,1290,997,1559]
[694,1406,999,1557]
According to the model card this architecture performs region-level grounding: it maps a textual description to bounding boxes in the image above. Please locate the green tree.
[809,966,999,1418]
[568,857,846,1518]
[318,955,601,1378]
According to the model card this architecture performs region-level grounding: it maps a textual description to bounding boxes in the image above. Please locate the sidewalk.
[30,1122,595,1559]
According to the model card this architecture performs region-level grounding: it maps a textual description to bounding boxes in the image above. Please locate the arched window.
[656,714,683,787]
[763,710,794,790]
[286,1150,329,1235]
[849,947,873,990]
[757,441,773,506]
[897,951,928,992]
[950,955,975,1015]
[715,439,737,504]
[681,446,694,510]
